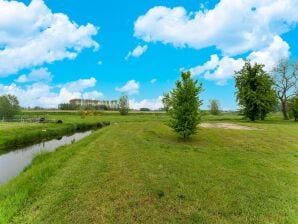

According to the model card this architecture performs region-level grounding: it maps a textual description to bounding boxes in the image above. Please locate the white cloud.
[190,55,244,85]
[204,57,245,86]
[115,80,140,95]
[134,0,298,55]
[82,90,103,100]
[247,35,290,70]
[190,36,290,85]
[16,67,52,83]
[0,0,99,76]
[190,55,220,76]
[62,77,97,92]
[0,77,102,108]
[129,96,163,110]
[150,78,157,84]
[125,45,148,60]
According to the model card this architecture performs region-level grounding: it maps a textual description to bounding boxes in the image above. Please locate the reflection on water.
[0,131,92,185]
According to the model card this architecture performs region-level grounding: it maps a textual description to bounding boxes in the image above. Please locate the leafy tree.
[163,71,203,139]
[119,95,129,115]
[272,59,298,120]
[0,94,20,119]
[235,61,278,121]
[209,99,220,115]
[162,93,171,112]
[288,95,298,122]
[140,108,151,111]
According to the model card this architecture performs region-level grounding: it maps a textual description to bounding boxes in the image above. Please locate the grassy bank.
[0,118,108,154]
[0,115,297,223]
[0,110,167,154]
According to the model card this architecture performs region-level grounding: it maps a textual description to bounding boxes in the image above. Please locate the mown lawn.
[0,116,297,223]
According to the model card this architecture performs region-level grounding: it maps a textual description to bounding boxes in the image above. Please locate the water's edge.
[0,130,93,185]
[0,122,102,155]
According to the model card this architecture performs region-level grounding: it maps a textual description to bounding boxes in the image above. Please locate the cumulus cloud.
[134,0,298,55]
[0,77,102,108]
[61,77,97,92]
[0,0,99,76]
[129,96,163,110]
[190,36,290,85]
[82,90,103,100]
[190,55,244,85]
[16,67,52,83]
[125,45,148,60]
[247,36,290,69]
[115,80,140,95]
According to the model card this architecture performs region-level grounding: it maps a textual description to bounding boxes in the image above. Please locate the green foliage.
[0,94,20,119]
[119,95,129,115]
[163,71,203,139]
[209,99,220,115]
[235,62,278,121]
[0,121,105,152]
[288,96,298,122]
[59,103,109,111]
[140,108,151,111]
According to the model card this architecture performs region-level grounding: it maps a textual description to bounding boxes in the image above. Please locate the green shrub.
[288,96,298,122]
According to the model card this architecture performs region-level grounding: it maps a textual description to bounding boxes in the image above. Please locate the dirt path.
[200,122,260,130]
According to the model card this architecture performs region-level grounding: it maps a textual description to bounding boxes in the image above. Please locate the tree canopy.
[0,95,20,119]
[209,99,220,115]
[288,95,298,122]
[235,62,278,121]
[119,95,129,115]
[163,71,203,139]
[272,59,298,120]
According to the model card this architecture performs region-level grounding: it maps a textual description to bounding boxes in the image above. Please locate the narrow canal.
[0,131,92,185]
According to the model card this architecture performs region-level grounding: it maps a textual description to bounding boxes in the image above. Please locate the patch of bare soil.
[200,123,260,130]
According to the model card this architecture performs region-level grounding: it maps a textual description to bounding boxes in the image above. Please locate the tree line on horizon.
[0,59,297,129]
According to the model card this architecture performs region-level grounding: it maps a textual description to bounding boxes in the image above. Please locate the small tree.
[235,61,278,121]
[163,71,203,139]
[119,95,129,115]
[209,99,220,115]
[272,59,298,120]
[288,96,298,122]
[162,93,171,112]
[0,94,20,120]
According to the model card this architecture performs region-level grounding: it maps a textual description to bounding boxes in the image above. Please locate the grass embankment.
[0,114,297,223]
[0,115,110,154]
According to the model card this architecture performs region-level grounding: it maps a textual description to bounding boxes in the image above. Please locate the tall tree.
[163,71,203,139]
[235,62,278,121]
[0,95,20,119]
[272,59,298,120]
[209,99,220,115]
[119,95,129,115]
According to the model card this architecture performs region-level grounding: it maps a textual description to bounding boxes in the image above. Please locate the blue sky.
[0,0,297,109]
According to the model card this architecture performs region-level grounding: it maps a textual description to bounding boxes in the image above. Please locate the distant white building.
[70,99,118,109]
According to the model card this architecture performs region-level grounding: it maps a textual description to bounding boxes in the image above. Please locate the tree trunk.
[281,100,289,120]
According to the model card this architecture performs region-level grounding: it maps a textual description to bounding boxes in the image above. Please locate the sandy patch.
[200,123,259,130]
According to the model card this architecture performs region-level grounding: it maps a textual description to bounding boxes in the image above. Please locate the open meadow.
[0,112,297,223]
[1,1,298,223]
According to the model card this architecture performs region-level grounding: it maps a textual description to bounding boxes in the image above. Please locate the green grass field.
[0,113,297,223]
